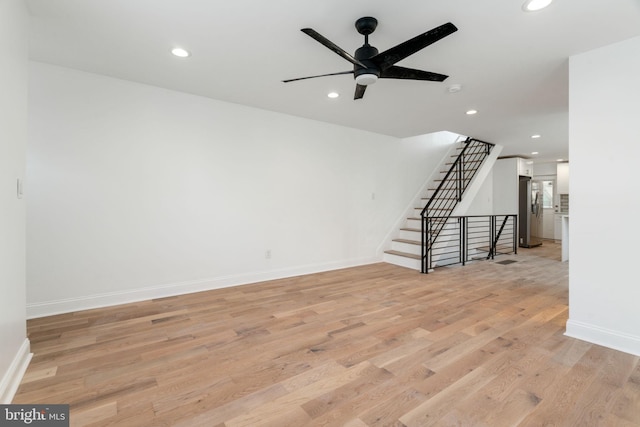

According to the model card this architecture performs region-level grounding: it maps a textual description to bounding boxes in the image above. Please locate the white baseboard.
[565,319,640,357]
[0,339,32,404]
[26,257,381,319]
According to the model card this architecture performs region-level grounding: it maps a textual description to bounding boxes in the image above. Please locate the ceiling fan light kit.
[355,74,378,86]
[283,16,457,99]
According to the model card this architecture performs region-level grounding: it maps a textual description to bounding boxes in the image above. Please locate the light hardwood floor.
[14,242,640,426]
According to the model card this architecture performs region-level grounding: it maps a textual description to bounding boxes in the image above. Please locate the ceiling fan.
[283,17,458,100]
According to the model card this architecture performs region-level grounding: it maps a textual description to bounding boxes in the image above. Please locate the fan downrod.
[355,17,378,36]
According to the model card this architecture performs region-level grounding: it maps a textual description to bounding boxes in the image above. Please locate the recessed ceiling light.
[327,92,339,99]
[531,134,541,139]
[447,84,462,93]
[522,0,553,12]
[171,47,190,58]
[466,109,478,115]
[531,151,539,155]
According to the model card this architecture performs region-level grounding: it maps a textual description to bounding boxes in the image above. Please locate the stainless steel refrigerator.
[519,176,543,248]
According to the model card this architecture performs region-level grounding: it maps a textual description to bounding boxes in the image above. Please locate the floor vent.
[496,259,518,265]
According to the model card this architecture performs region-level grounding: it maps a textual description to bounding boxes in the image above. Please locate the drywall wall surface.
[532,162,557,177]
[566,35,640,356]
[461,170,494,216]
[492,158,519,215]
[376,131,462,253]
[0,0,30,403]
[27,62,452,316]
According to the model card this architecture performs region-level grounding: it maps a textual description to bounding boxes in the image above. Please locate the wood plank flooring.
[14,242,640,426]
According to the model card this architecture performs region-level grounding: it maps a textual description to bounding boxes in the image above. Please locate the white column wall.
[566,35,640,356]
[492,158,519,216]
[0,0,30,403]
[26,62,456,317]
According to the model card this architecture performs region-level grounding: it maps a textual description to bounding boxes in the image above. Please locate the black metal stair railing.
[420,137,495,273]
[423,215,518,270]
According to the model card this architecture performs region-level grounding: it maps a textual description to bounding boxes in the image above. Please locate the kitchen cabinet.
[554,214,562,241]
[517,158,533,177]
[557,162,569,194]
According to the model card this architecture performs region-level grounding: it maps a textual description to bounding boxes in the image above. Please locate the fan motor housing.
[354,45,380,79]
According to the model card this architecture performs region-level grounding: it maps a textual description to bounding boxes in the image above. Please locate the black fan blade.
[283,70,354,83]
[301,28,368,68]
[372,22,457,70]
[354,84,367,100]
[380,66,448,82]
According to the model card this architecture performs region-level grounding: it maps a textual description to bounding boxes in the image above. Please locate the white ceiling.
[26,0,640,162]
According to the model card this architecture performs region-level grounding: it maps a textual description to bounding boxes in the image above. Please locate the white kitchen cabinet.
[557,162,569,194]
[517,158,533,177]
[554,214,562,241]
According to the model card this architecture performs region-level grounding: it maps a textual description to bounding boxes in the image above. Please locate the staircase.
[383,138,496,271]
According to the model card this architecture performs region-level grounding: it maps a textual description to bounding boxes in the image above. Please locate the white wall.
[566,35,640,356]
[532,162,557,177]
[462,171,496,216]
[0,0,31,403]
[492,158,519,215]
[27,62,456,317]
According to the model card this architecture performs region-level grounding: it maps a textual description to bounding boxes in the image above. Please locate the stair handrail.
[420,138,494,216]
[421,137,470,216]
[420,137,495,273]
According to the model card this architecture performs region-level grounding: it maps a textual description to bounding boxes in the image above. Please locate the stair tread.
[400,227,433,234]
[408,216,449,220]
[400,227,421,232]
[393,238,421,245]
[384,250,421,260]
[445,159,484,166]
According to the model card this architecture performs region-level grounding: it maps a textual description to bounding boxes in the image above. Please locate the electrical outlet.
[265,250,271,259]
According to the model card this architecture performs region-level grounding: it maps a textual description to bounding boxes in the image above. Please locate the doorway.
[541,179,555,240]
